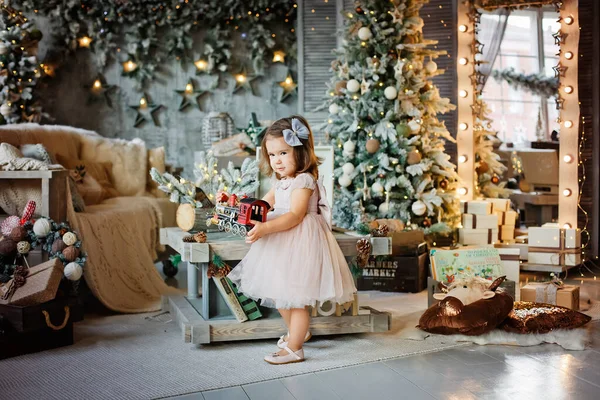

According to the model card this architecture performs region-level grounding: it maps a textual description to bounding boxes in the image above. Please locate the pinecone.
[371,225,390,237]
[14,265,27,277]
[13,274,26,288]
[194,231,207,243]
[356,238,372,268]
[182,235,196,243]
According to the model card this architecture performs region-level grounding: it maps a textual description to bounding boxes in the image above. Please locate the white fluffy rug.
[0,291,596,400]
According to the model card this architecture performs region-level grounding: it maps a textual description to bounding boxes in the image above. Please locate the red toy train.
[206,192,271,237]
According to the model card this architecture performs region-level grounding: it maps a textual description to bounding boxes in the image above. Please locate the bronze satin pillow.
[500,301,592,334]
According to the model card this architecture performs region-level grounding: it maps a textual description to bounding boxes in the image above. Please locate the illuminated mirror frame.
[457,0,579,229]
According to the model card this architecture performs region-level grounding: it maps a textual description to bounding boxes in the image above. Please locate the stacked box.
[528,224,581,266]
[487,198,517,244]
[521,283,579,310]
[459,200,496,245]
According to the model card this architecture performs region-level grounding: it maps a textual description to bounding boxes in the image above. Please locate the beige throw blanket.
[66,182,181,313]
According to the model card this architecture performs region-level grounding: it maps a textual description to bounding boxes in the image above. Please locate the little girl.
[228,116,357,365]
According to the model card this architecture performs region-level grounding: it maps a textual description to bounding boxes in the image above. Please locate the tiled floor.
[159,262,600,400]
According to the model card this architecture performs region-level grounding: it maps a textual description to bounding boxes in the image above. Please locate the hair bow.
[282,118,310,147]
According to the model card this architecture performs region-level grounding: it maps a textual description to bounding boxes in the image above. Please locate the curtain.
[477,8,511,88]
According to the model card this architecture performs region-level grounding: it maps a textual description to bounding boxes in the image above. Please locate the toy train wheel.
[224,221,232,232]
[239,226,247,237]
[232,224,240,235]
[218,220,225,231]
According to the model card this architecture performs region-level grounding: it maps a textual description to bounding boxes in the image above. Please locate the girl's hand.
[246,221,268,244]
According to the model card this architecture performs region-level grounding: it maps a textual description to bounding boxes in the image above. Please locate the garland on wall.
[491,67,559,99]
[19,0,297,91]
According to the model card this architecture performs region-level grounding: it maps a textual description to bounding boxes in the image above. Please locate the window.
[482,9,560,145]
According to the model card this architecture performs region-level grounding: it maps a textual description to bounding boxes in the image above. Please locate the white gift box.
[496,210,518,226]
[461,213,498,230]
[495,242,528,261]
[459,228,498,245]
[528,251,582,266]
[528,226,581,266]
[485,198,511,213]
[460,200,492,215]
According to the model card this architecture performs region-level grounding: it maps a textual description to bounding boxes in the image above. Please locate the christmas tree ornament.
[342,162,355,175]
[1,216,20,236]
[33,218,52,238]
[366,139,380,154]
[408,119,421,133]
[20,200,36,224]
[439,179,448,189]
[491,175,500,184]
[384,86,398,100]
[63,246,80,262]
[476,161,489,174]
[507,178,518,189]
[346,79,360,93]
[0,43,8,55]
[411,200,427,216]
[355,6,365,15]
[16,241,31,255]
[64,262,83,281]
[387,49,398,59]
[422,218,431,228]
[9,226,27,242]
[396,123,411,137]
[372,182,384,195]
[425,60,438,73]
[378,202,389,214]
[335,80,347,95]
[0,239,16,257]
[343,140,356,157]
[358,27,372,41]
[329,103,340,114]
[360,78,371,94]
[407,150,422,165]
[339,174,352,188]
[51,238,67,254]
[0,103,12,117]
[62,232,78,246]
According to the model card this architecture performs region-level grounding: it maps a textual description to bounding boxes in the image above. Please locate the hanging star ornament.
[338,61,350,80]
[278,72,297,102]
[129,92,162,128]
[390,7,403,24]
[552,30,568,46]
[553,63,567,78]
[84,73,117,108]
[360,78,371,95]
[175,78,210,111]
[232,68,259,95]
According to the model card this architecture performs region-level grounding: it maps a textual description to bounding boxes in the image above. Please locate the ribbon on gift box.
[529,229,580,265]
[487,229,501,244]
[527,281,573,305]
[499,254,519,261]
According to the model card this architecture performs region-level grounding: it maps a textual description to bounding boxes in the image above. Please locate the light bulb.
[459,89,468,98]
[285,77,292,85]
[93,80,101,89]
[194,60,208,70]
[564,86,573,94]
[78,36,92,48]
[139,97,146,107]
[123,60,137,72]
[458,24,468,32]
[563,188,572,197]
[563,223,572,229]
[459,122,468,131]
[457,187,468,196]
[563,154,574,163]
[458,58,468,65]
[564,120,573,128]
[185,83,193,93]
[458,155,468,163]
[236,74,246,83]
[564,51,574,60]
[564,15,574,25]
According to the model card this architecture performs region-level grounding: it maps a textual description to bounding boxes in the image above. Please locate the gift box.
[485,198,511,213]
[496,210,518,226]
[495,242,528,260]
[462,213,498,230]
[0,259,64,306]
[460,200,492,215]
[499,225,515,241]
[528,226,581,266]
[458,228,498,245]
[520,283,579,310]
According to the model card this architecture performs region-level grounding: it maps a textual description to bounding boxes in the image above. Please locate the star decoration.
[552,30,568,46]
[232,68,259,95]
[467,10,481,25]
[553,63,567,78]
[555,96,565,110]
[390,7,403,23]
[129,92,162,128]
[471,40,484,55]
[278,72,297,102]
[174,78,210,111]
[338,61,350,80]
[360,78,371,95]
[84,74,117,108]
[272,50,286,63]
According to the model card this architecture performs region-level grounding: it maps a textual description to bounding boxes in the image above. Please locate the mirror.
[456,0,579,230]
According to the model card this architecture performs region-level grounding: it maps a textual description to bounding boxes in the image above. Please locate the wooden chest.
[357,242,429,293]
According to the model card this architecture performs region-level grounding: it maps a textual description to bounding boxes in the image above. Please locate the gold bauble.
[335,80,347,95]
[476,161,489,174]
[407,150,422,165]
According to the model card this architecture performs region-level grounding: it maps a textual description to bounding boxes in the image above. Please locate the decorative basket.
[202,112,235,148]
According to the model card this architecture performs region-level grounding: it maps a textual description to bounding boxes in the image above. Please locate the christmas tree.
[473,99,510,198]
[0,3,45,124]
[321,0,459,232]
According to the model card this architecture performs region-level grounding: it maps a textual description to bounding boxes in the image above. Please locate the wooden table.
[159,227,391,344]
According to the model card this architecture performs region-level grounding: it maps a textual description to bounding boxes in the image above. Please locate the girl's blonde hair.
[260,115,321,179]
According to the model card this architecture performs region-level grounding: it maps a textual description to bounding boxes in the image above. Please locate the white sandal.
[264,346,305,365]
[277,331,312,349]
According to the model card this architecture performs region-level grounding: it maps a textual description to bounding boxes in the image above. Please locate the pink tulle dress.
[228,173,357,309]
